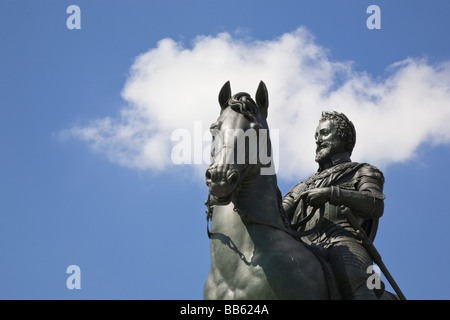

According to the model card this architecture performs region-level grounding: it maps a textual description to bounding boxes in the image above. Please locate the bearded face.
[314,120,345,165]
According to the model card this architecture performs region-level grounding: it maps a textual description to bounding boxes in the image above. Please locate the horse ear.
[218,81,231,108]
[255,81,268,118]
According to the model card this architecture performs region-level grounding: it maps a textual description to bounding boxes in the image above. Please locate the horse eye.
[210,122,220,132]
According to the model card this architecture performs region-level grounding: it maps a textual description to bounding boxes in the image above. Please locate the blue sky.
[1,0,450,300]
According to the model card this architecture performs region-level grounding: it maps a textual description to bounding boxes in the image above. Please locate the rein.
[204,185,323,241]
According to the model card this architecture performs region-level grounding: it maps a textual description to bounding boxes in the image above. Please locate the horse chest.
[210,205,256,265]
[204,206,277,299]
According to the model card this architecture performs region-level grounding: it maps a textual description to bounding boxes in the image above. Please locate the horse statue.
[203,81,331,299]
[203,81,398,300]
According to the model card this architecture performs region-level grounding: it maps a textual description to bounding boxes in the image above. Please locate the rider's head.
[315,111,356,165]
[319,111,356,155]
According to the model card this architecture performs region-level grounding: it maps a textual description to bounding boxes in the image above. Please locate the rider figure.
[282,111,385,299]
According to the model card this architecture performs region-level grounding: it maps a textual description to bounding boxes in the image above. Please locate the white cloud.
[65,27,450,181]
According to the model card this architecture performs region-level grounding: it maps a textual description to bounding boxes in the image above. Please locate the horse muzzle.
[205,164,241,205]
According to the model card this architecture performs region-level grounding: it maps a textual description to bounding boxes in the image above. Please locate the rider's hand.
[299,187,332,208]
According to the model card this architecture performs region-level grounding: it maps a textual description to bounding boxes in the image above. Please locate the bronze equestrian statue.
[203,81,402,299]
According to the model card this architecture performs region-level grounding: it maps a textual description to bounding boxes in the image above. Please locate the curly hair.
[320,111,356,155]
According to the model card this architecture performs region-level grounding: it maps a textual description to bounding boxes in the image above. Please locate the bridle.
[204,161,251,238]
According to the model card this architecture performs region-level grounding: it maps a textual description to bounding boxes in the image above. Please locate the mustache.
[316,141,333,151]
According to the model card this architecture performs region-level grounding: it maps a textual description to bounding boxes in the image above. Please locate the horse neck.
[234,170,284,229]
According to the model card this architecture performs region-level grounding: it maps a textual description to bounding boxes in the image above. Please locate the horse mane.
[225,92,262,126]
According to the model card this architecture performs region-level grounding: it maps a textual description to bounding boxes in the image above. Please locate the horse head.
[205,81,270,205]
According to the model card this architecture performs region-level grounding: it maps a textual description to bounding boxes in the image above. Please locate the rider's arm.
[329,165,385,219]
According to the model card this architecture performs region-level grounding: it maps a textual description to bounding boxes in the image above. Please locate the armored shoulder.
[357,163,384,184]
[355,163,385,200]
